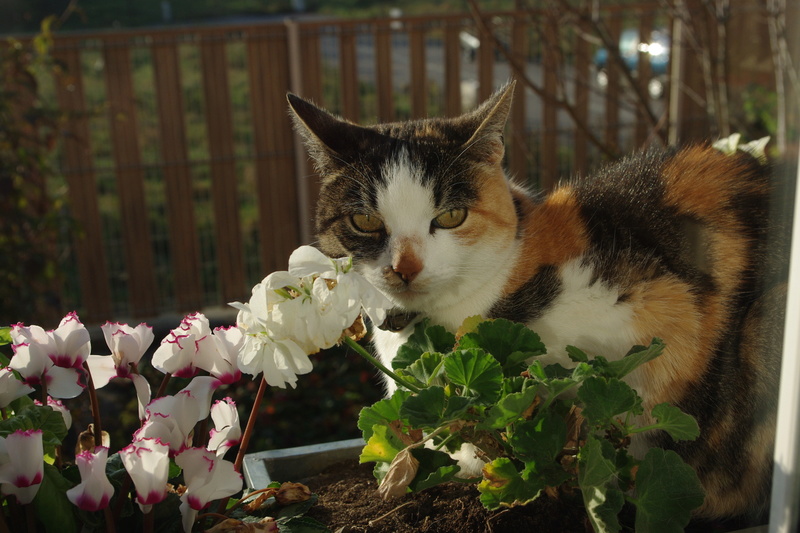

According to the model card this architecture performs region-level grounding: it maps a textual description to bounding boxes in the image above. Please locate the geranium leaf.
[401,386,446,427]
[444,348,503,404]
[401,351,445,387]
[593,339,665,379]
[357,389,410,441]
[649,403,700,441]
[410,447,460,492]
[477,457,545,509]
[508,410,567,466]
[577,377,642,426]
[458,319,545,376]
[393,320,455,370]
[632,448,705,533]
[360,424,404,465]
[578,436,623,533]
[566,345,589,363]
[481,386,539,430]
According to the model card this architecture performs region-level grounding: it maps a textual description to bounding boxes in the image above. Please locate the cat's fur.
[287,82,785,522]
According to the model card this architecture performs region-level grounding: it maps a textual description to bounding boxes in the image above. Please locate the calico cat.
[287,82,785,523]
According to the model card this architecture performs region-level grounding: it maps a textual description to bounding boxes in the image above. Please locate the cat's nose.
[382,260,422,284]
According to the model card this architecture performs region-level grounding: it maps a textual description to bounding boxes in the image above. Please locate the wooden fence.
[30,3,757,323]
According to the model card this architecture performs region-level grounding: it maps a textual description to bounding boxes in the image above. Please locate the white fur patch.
[529,257,638,367]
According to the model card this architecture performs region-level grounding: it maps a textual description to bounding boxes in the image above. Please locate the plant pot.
[243,438,364,489]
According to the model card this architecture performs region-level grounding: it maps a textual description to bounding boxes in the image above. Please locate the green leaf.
[0,327,10,346]
[393,320,456,370]
[0,404,68,452]
[508,410,567,466]
[277,493,318,519]
[401,387,477,428]
[277,515,330,533]
[632,448,705,533]
[481,386,539,430]
[357,389,411,441]
[33,463,79,533]
[477,457,545,509]
[566,345,589,363]
[648,403,700,441]
[577,377,643,426]
[578,436,624,533]
[444,348,503,404]
[593,339,665,379]
[360,424,404,465]
[401,386,446,427]
[458,319,545,376]
[399,351,445,387]
[409,447,460,491]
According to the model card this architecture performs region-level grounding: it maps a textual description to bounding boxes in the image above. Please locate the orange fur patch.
[503,185,589,295]
[625,275,708,408]
[454,167,518,246]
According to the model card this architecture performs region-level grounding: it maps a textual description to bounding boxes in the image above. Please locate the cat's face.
[288,84,519,318]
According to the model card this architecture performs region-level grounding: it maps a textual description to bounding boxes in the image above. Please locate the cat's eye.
[351,213,385,233]
[432,208,468,229]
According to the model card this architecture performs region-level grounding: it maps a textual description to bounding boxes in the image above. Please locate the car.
[594,27,670,99]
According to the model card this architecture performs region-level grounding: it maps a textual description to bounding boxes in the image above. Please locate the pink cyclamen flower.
[119,438,170,513]
[86,322,154,388]
[194,326,243,385]
[151,313,210,378]
[34,397,72,431]
[0,367,34,409]
[66,446,114,511]
[9,312,90,399]
[135,376,218,455]
[175,447,242,533]
[0,430,44,504]
[207,398,241,457]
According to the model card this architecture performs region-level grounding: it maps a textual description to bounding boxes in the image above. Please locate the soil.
[301,460,765,533]
[303,460,591,533]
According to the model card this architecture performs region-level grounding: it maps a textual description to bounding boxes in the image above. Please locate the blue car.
[594,27,670,99]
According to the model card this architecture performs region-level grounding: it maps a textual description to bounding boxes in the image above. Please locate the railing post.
[286,19,314,246]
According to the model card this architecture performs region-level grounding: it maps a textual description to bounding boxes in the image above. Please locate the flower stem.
[155,372,172,400]
[142,508,154,533]
[24,504,35,533]
[83,362,103,450]
[103,507,116,533]
[234,376,268,473]
[0,504,10,533]
[343,337,421,393]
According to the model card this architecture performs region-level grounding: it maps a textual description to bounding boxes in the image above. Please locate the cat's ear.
[460,80,515,163]
[287,94,382,169]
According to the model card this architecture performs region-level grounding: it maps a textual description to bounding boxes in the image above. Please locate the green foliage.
[0,18,70,325]
[358,318,705,533]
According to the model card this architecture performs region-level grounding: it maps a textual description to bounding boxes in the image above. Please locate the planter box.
[243,439,768,533]
[243,438,364,489]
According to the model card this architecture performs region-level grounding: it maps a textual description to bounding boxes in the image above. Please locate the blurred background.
[1,0,798,455]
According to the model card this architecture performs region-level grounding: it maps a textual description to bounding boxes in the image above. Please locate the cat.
[287,81,785,523]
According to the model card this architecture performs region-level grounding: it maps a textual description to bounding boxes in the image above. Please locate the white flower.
[194,326,243,385]
[230,246,391,388]
[0,367,34,409]
[66,446,114,512]
[135,376,218,455]
[236,333,312,388]
[175,447,242,533]
[287,245,391,326]
[119,438,170,513]
[207,398,241,457]
[86,322,154,388]
[9,313,90,399]
[0,430,44,504]
[151,313,210,378]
